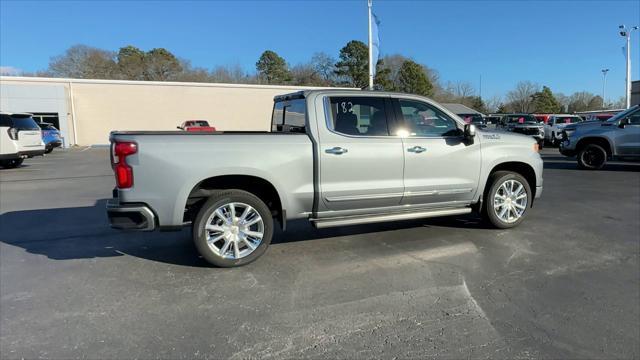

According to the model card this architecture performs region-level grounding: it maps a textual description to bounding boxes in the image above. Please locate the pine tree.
[532,86,562,113]
[397,60,433,97]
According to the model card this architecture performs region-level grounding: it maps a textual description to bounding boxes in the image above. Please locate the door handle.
[325,147,348,155]
[407,146,426,153]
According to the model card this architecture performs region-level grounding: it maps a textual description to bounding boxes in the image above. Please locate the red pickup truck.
[177,120,216,132]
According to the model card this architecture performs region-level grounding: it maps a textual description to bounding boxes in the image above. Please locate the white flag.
[372,13,380,76]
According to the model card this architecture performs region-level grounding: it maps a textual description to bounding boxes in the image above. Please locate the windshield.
[606,105,639,123]
[186,121,209,127]
[554,116,582,124]
[505,115,537,124]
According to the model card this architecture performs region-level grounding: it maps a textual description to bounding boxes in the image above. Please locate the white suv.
[544,114,584,146]
[0,112,46,168]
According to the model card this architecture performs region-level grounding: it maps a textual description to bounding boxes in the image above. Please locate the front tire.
[482,171,532,229]
[577,144,607,170]
[193,190,274,267]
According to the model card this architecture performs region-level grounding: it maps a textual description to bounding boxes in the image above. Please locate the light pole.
[367,0,374,90]
[601,68,609,108]
[619,25,638,109]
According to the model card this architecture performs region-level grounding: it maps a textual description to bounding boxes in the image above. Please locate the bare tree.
[554,92,570,112]
[452,81,476,99]
[210,64,256,84]
[310,52,336,84]
[290,63,328,86]
[48,45,117,79]
[567,91,602,112]
[174,59,211,83]
[484,96,503,113]
[506,81,540,113]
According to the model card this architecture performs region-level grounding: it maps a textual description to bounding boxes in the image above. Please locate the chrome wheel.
[493,179,528,223]
[204,202,264,260]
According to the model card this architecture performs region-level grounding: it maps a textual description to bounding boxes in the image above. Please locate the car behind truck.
[107,90,543,267]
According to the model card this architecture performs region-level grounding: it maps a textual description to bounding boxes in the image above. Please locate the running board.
[311,207,472,229]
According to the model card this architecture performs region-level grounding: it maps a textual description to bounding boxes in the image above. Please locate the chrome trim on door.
[404,188,473,197]
[438,188,473,195]
[325,192,403,202]
[311,207,472,229]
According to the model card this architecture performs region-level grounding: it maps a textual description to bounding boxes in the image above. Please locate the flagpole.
[625,32,631,109]
[368,0,374,90]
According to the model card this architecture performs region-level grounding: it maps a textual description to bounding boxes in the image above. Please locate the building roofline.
[0,76,355,91]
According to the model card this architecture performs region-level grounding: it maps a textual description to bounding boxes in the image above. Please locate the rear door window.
[271,99,306,133]
[327,96,391,136]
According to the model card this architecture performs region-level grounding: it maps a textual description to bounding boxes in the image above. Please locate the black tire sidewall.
[1,159,23,169]
[193,190,273,267]
[483,171,532,229]
[578,144,606,170]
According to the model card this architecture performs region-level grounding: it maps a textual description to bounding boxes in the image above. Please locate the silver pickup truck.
[107,90,543,267]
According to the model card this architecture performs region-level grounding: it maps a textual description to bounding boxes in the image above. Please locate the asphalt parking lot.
[1,147,639,359]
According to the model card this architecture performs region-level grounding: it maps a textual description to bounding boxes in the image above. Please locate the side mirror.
[619,118,629,128]
[464,124,476,138]
[176,126,182,130]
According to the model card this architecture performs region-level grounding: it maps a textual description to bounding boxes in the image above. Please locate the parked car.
[543,114,584,146]
[0,112,45,168]
[106,90,543,267]
[177,120,217,132]
[534,114,552,124]
[37,122,63,153]
[484,115,502,125]
[498,114,545,148]
[559,105,640,169]
[458,113,487,128]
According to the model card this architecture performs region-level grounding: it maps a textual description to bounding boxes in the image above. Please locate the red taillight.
[112,141,137,189]
[7,128,18,140]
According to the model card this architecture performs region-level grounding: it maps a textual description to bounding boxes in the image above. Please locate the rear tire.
[0,158,24,169]
[577,144,607,170]
[192,189,274,267]
[482,171,532,229]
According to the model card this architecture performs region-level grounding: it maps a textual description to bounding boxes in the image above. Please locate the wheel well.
[576,137,612,157]
[488,162,537,198]
[184,175,283,228]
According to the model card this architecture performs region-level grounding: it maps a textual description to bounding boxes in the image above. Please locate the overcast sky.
[1,0,639,100]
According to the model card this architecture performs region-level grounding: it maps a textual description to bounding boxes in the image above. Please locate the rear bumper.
[0,149,45,160]
[106,198,156,231]
[46,140,63,149]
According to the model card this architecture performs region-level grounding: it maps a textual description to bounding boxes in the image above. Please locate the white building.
[0,76,343,146]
